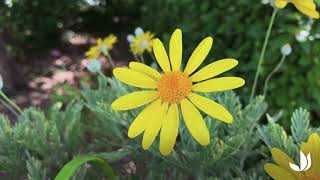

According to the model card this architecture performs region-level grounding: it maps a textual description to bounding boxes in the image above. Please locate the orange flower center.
[158,71,192,103]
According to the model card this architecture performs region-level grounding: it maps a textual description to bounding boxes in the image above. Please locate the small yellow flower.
[85,34,118,59]
[111,29,245,155]
[275,0,320,19]
[128,31,155,56]
[265,133,320,180]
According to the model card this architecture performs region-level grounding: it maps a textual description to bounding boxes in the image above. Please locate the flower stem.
[133,54,140,62]
[0,97,19,117]
[263,54,286,97]
[106,52,116,69]
[140,54,145,64]
[0,91,22,114]
[148,51,156,62]
[250,9,278,101]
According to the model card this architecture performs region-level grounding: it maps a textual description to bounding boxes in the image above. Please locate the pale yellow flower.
[265,133,320,180]
[275,0,320,18]
[129,31,155,56]
[111,29,245,155]
[85,34,118,59]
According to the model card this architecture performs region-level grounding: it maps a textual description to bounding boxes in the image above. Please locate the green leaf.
[55,156,115,180]
[291,108,310,144]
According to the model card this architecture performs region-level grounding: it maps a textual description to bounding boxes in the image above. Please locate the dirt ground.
[0,32,132,121]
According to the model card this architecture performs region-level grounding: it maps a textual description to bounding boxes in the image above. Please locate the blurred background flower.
[127,27,155,57]
[85,34,118,59]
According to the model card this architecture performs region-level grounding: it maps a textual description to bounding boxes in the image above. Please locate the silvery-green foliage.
[0,74,316,179]
[258,108,317,163]
[258,113,295,152]
[0,100,86,178]
[290,108,310,144]
[26,154,47,180]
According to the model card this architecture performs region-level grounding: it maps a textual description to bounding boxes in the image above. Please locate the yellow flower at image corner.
[85,34,118,59]
[129,31,155,56]
[274,0,320,19]
[111,28,245,155]
[264,133,320,180]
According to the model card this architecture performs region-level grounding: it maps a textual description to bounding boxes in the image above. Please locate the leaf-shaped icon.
[300,151,308,171]
[289,162,301,172]
[304,153,312,171]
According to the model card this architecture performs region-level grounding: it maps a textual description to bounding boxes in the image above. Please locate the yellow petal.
[85,47,100,59]
[97,38,103,45]
[293,1,320,19]
[111,91,159,110]
[292,0,316,10]
[113,68,158,88]
[184,37,213,75]
[129,62,162,80]
[160,104,179,156]
[192,77,245,92]
[264,163,296,180]
[271,148,298,175]
[188,93,233,123]
[169,29,182,71]
[180,98,210,146]
[275,0,288,8]
[153,39,171,73]
[190,59,238,82]
[301,133,320,177]
[142,101,168,150]
[128,99,161,138]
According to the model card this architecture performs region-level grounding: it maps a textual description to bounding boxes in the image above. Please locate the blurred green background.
[1,0,320,128]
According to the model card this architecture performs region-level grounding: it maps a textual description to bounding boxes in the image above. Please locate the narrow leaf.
[55,156,115,180]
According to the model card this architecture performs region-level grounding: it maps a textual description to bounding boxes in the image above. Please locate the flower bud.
[127,34,135,43]
[134,27,144,37]
[87,60,102,73]
[296,30,309,42]
[281,44,292,56]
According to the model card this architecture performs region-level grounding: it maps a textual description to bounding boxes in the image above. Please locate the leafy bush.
[0,0,86,49]
[140,0,320,126]
[0,69,318,179]
[0,0,145,50]
[0,74,266,179]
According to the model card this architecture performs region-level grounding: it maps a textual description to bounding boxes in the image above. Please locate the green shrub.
[0,0,86,49]
[0,71,318,179]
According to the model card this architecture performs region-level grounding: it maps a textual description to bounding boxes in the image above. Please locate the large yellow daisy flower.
[85,34,118,59]
[274,0,320,19]
[111,29,245,155]
[129,31,155,56]
[265,133,320,180]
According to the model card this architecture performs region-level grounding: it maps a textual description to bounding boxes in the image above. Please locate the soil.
[0,32,132,121]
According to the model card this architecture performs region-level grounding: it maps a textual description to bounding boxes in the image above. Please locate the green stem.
[133,54,139,62]
[98,70,107,79]
[106,52,115,69]
[0,91,22,114]
[0,98,19,117]
[263,54,286,97]
[148,51,156,62]
[250,9,278,101]
[140,54,145,64]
